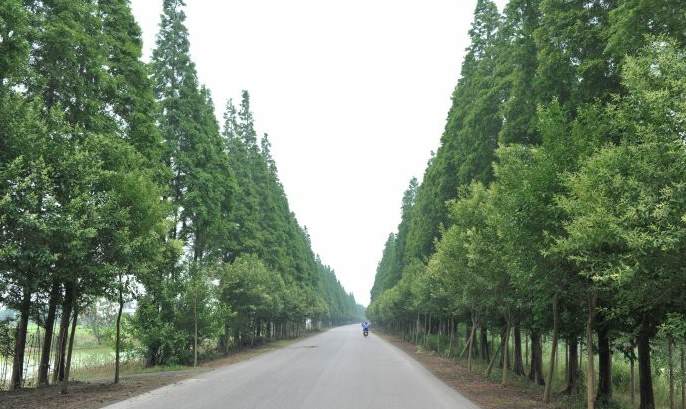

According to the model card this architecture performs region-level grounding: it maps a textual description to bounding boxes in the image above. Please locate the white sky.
[130,0,507,306]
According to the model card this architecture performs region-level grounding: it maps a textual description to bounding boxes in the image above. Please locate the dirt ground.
[380,334,550,409]
[0,340,298,409]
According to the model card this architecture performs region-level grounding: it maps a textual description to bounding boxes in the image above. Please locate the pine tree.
[497,0,542,145]
[405,0,503,263]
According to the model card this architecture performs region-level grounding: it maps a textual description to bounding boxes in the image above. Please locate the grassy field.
[1,322,135,388]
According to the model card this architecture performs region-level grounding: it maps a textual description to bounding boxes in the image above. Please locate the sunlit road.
[104,325,480,409]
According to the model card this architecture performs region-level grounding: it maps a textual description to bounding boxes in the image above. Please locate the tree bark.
[524,335,529,372]
[38,283,60,386]
[596,323,612,406]
[680,344,684,409]
[528,329,545,385]
[513,323,524,376]
[637,318,655,409]
[467,314,478,372]
[502,319,511,386]
[586,292,597,409]
[61,306,78,394]
[9,288,31,391]
[415,311,420,344]
[114,275,124,384]
[480,325,489,362]
[486,339,502,377]
[448,319,454,357]
[629,351,640,409]
[668,336,674,409]
[193,292,198,367]
[54,284,74,383]
[564,336,580,394]
[543,294,559,403]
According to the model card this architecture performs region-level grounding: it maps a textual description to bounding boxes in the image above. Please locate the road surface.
[104,325,480,409]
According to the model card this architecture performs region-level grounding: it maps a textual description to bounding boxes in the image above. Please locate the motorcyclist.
[361,321,369,333]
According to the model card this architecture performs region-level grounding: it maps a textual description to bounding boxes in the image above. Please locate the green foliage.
[370,5,686,408]
[1,0,359,384]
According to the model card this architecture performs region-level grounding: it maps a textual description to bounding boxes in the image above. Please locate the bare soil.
[380,333,550,409]
[0,339,302,409]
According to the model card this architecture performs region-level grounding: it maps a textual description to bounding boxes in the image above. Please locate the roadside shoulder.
[376,333,549,409]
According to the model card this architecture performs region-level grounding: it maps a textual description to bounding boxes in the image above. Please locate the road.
[104,324,480,409]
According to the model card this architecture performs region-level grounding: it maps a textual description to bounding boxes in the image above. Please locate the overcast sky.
[130,0,507,306]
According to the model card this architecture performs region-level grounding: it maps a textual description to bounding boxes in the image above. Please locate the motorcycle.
[363,328,369,337]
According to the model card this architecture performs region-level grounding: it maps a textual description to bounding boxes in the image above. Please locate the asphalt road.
[104,325,480,409]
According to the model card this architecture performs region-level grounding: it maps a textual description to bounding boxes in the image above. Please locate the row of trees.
[369,1,686,409]
[0,0,362,392]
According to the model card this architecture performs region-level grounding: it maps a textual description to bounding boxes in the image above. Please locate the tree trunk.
[448,319,454,357]
[38,283,59,386]
[9,288,31,391]
[522,335,529,375]
[586,292,597,409]
[637,318,655,409]
[629,351,640,409]
[415,311,420,344]
[668,336,674,409]
[193,293,198,367]
[680,344,684,409]
[54,284,74,383]
[564,336,580,394]
[596,323,612,406]
[502,319,511,386]
[466,314,478,372]
[543,294,559,403]
[513,323,524,376]
[114,276,124,384]
[528,330,545,385]
[486,339,502,377]
[480,325,490,362]
[61,306,78,394]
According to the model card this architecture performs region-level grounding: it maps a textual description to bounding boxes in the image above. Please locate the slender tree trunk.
[502,318,511,386]
[637,318,655,409]
[596,323,612,406]
[461,318,477,359]
[38,283,59,386]
[543,295,559,403]
[114,275,124,384]
[596,322,612,407]
[669,336,675,409]
[223,322,231,355]
[54,284,74,383]
[564,337,579,394]
[587,292,597,409]
[629,348,640,409]
[481,325,489,362]
[193,293,198,367]
[529,329,545,385]
[61,306,78,394]
[448,319,454,357]
[486,340,502,377]
[466,314,478,372]
[524,334,529,372]
[415,311,420,344]
[9,288,31,391]
[680,344,684,409]
[514,323,524,376]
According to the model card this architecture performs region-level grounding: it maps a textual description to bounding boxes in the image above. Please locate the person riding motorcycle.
[361,321,369,334]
